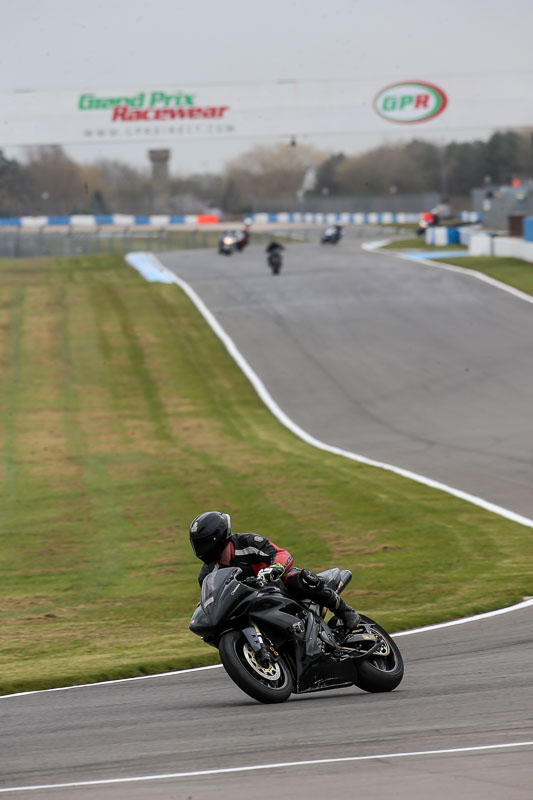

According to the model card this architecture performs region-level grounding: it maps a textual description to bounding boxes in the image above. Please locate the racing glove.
[257,564,285,583]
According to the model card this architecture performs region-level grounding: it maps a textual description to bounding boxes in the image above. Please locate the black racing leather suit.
[197,532,352,618]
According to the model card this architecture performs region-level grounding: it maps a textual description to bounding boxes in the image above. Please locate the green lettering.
[399,95,414,109]
[150,92,166,107]
[129,93,145,108]
[78,94,95,110]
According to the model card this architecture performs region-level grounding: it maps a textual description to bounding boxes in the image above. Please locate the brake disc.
[243,643,281,681]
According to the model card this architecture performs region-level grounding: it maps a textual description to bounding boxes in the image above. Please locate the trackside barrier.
[0,211,480,228]
[467,231,533,263]
[0,214,219,228]
[523,217,533,242]
[425,227,460,245]
[459,211,483,223]
[249,212,420,225]
[0,225,409,259]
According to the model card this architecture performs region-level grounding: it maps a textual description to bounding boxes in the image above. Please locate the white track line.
[4,250,530,702]
[0,665,223,699]
[126,252,533,529]
[362,241,533,306]
[4,596,532,699]
[2,742,532,793]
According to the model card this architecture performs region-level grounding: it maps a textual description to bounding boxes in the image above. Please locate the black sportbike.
[189,566,404,704]
[267,249,282,274]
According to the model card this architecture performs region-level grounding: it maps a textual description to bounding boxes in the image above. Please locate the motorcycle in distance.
[321,224,342,245]
[235,226,250,252]
[266,241,284,274]
[189,566,404,704]
[417,210,439,237]
[218,231,239,255]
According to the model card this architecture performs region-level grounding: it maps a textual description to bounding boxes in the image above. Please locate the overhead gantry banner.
[1,74,532,147]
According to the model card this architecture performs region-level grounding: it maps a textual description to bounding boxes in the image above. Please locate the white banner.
[1,74,532,147]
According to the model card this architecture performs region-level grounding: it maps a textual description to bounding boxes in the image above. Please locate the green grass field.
[1,253,532,695]
[441,256,533,295]
[380,238,467,251]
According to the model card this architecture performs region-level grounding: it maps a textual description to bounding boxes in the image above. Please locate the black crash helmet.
[189,511,231,562]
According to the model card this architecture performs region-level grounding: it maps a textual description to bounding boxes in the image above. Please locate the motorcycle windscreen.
[201,566,243,607]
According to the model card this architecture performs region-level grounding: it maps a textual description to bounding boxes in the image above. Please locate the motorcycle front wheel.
[219,630,293,704]
[353,615,404,693]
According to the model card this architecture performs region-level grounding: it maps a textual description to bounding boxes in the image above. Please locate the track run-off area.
[2,238,532,798]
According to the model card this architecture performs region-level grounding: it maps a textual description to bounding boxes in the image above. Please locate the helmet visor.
[190,533,219,561]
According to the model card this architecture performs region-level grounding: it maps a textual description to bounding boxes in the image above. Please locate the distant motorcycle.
[266,242,284,274]
[268,249,282,274]
[417,211,438,237]
[235,228,250,252]
[190,566,404,704]
[218,232,238,255]
[321,224,342,245]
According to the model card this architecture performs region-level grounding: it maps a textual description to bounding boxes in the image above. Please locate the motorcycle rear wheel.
[353,615,404,693]
[219,630,293,704]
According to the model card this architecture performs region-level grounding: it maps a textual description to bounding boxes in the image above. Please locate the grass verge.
[438,256,533,296]
[380,238,467,251]
[1,253,532,695]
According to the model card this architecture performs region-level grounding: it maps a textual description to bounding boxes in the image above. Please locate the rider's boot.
[325,590,360,631]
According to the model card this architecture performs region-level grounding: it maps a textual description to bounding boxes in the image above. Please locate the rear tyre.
[219,630,293,704]
[353,615,404,692]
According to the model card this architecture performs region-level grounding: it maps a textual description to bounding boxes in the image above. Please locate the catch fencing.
[0,225,409,259]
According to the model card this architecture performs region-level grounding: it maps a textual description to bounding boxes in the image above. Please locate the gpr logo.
[374,81,447,124]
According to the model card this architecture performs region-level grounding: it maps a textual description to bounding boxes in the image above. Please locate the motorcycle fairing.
[189,565,372,694]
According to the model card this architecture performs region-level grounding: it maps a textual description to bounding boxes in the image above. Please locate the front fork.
[242,621,278,666]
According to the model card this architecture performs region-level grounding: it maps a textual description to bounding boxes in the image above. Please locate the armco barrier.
[0,214,220,228]
[249,211,420,224]
[0,210,480,228]
[425,226,460,245]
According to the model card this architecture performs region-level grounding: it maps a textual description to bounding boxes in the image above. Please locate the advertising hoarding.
[1,75,531,147]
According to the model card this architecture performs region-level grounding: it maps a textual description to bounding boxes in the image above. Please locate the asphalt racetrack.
[159,239,533,520]
[2,239,532,798]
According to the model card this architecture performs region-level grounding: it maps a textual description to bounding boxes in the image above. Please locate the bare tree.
[221,142,329,211]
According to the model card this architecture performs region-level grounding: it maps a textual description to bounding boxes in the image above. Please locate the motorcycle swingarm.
[338,632,380,661]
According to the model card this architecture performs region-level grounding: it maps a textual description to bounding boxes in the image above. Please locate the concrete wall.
[467,231,533,262]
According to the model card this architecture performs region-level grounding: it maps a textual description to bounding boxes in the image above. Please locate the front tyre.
[219,630,293,704]
[354,615,404,693]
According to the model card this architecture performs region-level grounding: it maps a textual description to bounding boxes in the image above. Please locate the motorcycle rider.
[265,237,284,255]
[189,511,360,630]
[323,224,342,243]
[236,224,250,251]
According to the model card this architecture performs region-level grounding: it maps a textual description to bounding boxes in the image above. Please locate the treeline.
[314,131,533,198]
[1,131,531,217]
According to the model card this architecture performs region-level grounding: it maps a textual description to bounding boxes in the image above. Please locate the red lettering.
[415,94,429,108]
[111,105,230,122]
[111,106,128,121]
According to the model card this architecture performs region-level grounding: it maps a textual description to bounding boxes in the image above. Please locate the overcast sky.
[2,0,532,173]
